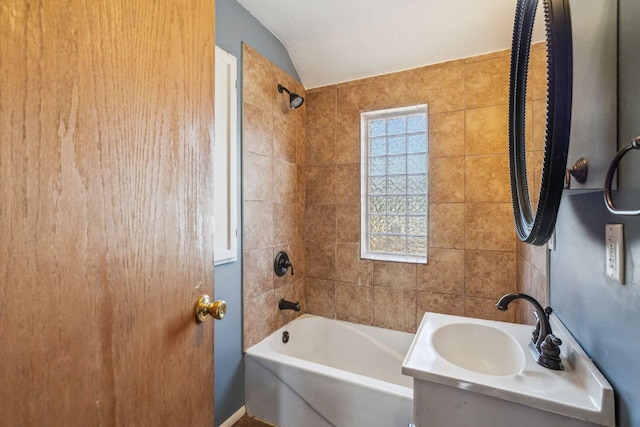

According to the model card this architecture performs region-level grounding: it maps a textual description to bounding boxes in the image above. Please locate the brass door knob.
[195,295,227,322]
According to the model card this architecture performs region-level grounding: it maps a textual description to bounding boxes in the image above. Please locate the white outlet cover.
[605,224,624,284]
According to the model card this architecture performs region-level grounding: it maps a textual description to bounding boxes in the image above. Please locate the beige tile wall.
[515,241,548,325]
[304,46,548,333]
[241,43,548,345]
[242,44,306,350]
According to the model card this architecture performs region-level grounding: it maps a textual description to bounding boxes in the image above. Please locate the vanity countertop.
[402,312,615,427]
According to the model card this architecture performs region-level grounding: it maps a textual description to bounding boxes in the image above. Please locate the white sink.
[402,313,615,427]
[431,323,525,376]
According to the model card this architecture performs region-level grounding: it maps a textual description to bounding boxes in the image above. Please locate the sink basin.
[431,323,525,376]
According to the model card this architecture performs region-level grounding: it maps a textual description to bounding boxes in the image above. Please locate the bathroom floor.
[232,415,274,427]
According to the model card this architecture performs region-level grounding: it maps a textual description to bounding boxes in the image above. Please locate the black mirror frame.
[509,0,573,245]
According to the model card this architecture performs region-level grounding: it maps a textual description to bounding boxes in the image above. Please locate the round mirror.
[509,0,573,245]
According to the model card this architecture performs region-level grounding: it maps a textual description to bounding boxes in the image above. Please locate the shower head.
[278,84,304,109]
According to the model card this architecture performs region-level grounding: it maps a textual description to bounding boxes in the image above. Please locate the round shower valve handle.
[274,251,294,276]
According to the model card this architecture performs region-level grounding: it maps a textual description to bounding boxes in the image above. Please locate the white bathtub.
[245,314,415,427]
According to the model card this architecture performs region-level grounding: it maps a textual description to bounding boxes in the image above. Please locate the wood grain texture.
[0,1,215,425]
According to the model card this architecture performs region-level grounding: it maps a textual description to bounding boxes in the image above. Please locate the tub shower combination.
[245,315,415,427]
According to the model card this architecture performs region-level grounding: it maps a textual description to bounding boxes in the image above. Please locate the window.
[214,46,238,265]
[360,105,428,263]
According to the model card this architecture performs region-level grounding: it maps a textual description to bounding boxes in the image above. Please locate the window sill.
[361,252,427,264]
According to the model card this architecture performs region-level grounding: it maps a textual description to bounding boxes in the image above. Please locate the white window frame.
[360,105,429,264]
[214,46,238,265]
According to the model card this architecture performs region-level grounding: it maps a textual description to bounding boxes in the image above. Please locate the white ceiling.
[236,0,546,89]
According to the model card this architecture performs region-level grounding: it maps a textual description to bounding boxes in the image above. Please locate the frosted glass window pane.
[408,154,427,174]
[388,136,406,155]
[388,196,406,214]
[370,137,386,156]
[388,156,406,175]
[387,216,406,234]
[408,217,427,234]
[387,176,406,195]
[370,120,386,137]
[388,236,406,253]
[370,196,386,214]
[369,157,386,176]
[407,114,426,133]
[408,196,427,214]
[407,237,427,255]
[370,235,387,252]
[370,215,386,233]
[387,117,406,135]
[407,134,427,153]
[408,175,427,194]
[361,105,428,262]
[369,177,386,195]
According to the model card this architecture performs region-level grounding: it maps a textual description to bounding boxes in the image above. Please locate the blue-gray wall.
[617,0,640,188]
[214,1,299,425]
[551,192,640,427]
[550,2,640,426]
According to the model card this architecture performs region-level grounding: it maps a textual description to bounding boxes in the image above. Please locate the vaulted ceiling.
[236,0,545,88]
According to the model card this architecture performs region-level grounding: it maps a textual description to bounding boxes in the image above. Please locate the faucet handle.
[285,260,294,275]
[538,334,564,370]
[545,334,562,347]
[541,334,562,357]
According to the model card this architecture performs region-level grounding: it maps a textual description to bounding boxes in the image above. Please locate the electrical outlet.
[605,224,624,284]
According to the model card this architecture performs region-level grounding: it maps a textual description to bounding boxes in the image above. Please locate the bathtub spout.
[279,299,300,311]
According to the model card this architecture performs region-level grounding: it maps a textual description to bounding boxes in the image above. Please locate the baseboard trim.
[219,405,246,427]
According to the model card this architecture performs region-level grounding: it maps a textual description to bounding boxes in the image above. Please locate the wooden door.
[0,1,216,426]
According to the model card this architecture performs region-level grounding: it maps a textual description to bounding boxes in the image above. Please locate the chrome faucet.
[496,293,564,370]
